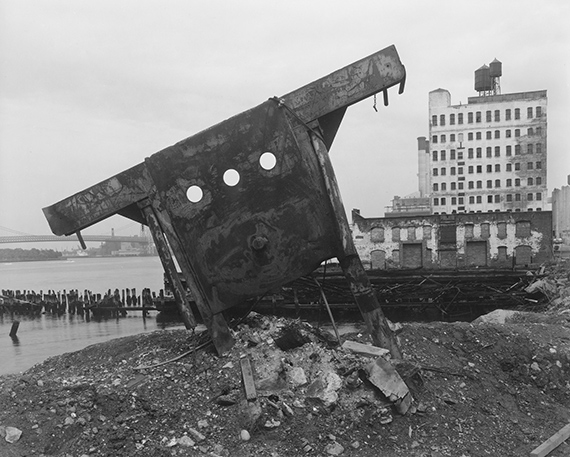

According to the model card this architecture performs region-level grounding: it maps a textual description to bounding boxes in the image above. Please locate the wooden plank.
[342,340,390,358]
[530,423,570,457]
[240,356,257,401]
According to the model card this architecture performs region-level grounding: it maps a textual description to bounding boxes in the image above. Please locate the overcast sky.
[1,0,569,246]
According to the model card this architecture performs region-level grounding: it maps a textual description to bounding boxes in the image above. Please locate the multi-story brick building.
[422,61,547,214]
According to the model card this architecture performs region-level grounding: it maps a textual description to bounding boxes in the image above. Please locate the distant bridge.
[0,235,150,245]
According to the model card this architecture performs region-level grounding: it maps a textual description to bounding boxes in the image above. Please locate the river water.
[0,256,187,375]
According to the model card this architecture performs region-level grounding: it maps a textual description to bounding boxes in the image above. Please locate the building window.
[486,147,492,158]
[506,194,512,202]
[457,150,463,160]
[477,180,482,189]
[494,130,500,139]
[458,113,464,124]
[433,197,439,206]
[515,163,520,171]
[432,115,438,126]
[441,150,446,160]
[536,161,542,169]
[468,148,474,159]
[440,114,445,126]
[476,196,482,203]
[494,110,500,122]
[494,194,500,203]
[458,182,464,190]
[433,168,438,176]
[486,180,492,188]
[476,132,482,140]
[486,164,493,173]
[536,106,542,117]
[450,150,456,160]
[506,145,512,156]
[536,177,542,185]
[441,168,446,176]
[451,167,456,176]
[450,114,455,125]
[451,197,457,205]
[527,144,533,154]
[468,165,474,174]
[515,129,520,137]
[527,107,533,118]
[515,178,520,186]
[528,128,534,136]
[515,108,520,120]
[433,183,439,191]
[506,163,512,172]
[468,112,473,124]
[495,179,501,188]
[441,134,446,143]
[433,151,438,161]
[441,182,447,191]
[468,132,473,141]
[441,197,446,205]
[528,177,534,186]
[536,192,542,200]
[495,164,500,172]
[476,148,482,158]
[487,195,493,203]
[432,135,438,143]
[515,145,521,155]
[476,165,482,174]
[476,111,481,123]
[371,227,385,242]
[527,193,533,201]
[486,111,492,122]
[458,197,464,205]
[458,167,464,175]
[536,143,542,154]
[468,181,474,189]
[495,146,500,157]
[469,196,475,204]
[515,193,521,201]
[392,227,401,242]
[506,178,512,186]
[486,131,492,140]
[451,182,456,190]
[506,109,511,120]
[506,129,511,138]
[450,134,456,142]
[536,126,542,136]
[527,162,533,170]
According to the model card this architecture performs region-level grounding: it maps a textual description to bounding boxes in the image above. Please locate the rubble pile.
[540,259,570,313]
[1,282,570,456]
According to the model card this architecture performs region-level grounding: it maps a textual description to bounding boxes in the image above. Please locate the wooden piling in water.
[9,320,19,337]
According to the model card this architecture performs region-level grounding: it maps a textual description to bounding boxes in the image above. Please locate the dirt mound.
[1,309,570,457]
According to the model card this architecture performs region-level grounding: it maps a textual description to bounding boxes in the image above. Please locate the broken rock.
[5,426,22,443]
[306,371,342,408]
[365,357,412,415]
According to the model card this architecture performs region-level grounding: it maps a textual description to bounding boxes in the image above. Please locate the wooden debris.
[341,340,390,358]
[240,356,257,401]
[530,423,570,457]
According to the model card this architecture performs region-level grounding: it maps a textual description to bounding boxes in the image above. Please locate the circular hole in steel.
[186,185,203,203]
[223,169,240,186]
[259,152,277,171]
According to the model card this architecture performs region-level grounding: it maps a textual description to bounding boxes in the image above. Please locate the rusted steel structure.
[43,45,406,356]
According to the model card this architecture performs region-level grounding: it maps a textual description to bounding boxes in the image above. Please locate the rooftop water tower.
[475,58,502,96]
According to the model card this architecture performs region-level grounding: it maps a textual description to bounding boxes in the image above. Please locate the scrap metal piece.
[43,45,406,356]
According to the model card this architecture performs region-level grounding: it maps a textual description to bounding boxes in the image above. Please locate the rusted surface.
[43,45,406,355]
